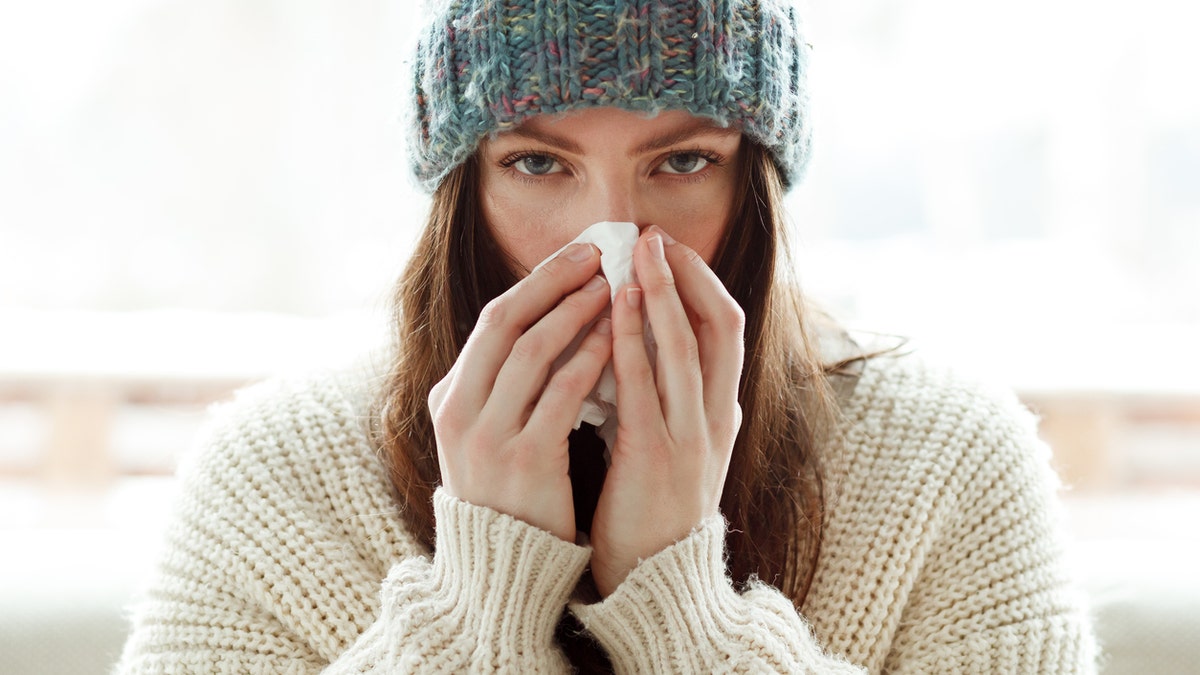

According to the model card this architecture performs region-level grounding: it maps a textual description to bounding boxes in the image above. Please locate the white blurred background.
[2,1,1198,673]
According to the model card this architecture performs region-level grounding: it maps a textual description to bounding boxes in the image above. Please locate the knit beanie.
[407,0,812,192]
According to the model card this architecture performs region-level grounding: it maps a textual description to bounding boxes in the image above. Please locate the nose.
[584,171,642,228]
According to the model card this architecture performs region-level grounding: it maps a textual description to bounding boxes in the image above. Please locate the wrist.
[441,477,577,543]
[432,488,590,644]
[571,514,732,671]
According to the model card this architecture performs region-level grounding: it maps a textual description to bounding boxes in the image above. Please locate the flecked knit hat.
[407,0,812,193]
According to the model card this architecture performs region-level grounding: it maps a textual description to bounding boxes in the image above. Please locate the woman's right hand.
[427,242,613,543]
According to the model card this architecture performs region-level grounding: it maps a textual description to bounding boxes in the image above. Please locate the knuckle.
[645,271,678,296]
[682,247,705,267]
[641,438,673,464]
[578,330,611,358]
[546,367,587,398]
[427,378,448,411]
[541,249,587,283]
[614,355,652,384]
[510,331,546,364]
[477,296,508,329]
[505,440,541,473]
[459,430,494,466]
[546,252,574,276]
[720,299,746,333]
[570,279,607,306]
[556,291,590,316]
[667,331,700,362]
[474,428,503,452]
[430,399,461,433]
[713,405,744,442]
[427,376,454,418]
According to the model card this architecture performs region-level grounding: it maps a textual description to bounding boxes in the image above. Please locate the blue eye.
[660,152,710,175]
[513,154,561,176]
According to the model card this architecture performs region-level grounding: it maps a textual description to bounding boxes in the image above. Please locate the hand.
[589,226,746,597]
[428,243,613,543]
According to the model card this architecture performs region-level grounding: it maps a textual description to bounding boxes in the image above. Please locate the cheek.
[651,188,735,264]
[479,180,570,273]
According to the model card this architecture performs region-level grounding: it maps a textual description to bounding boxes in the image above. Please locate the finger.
[650,226,745,422]
[632,230,703,426]
[523,316,613,440]
[444,243,601,415]
[611,283,664,433]
[482,274,610,428]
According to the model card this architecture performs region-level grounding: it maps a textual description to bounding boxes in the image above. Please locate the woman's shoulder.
[845,341,1037,436]
[178,358,384,481]
[170,352,413,553]
[831,334,1054,490]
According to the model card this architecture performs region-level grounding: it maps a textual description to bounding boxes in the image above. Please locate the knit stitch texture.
[115,351,1098,673]
[408,0,812,192]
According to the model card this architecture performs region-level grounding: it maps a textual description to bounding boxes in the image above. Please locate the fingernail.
[650,225,675,245]
[566,243,593,262]
[594,318,612,335]
[649,235,665,261]
[583,275,606,291]
[626,286,642,309]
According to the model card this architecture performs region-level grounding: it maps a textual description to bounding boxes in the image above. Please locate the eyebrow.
[504,120,738,156]
[507,126,584,154]
[629,121,738,155]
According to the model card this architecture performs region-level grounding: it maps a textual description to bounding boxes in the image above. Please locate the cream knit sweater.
[116,352,1097,673]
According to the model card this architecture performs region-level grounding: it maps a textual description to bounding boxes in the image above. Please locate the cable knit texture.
[115,352,1098,673]
[408,0,812,192]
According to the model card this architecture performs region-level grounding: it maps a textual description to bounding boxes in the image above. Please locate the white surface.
[0,478,173,675]
[0,308,386,383]
[5,306,1198,398]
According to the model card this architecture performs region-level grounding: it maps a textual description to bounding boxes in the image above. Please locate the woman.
[117,0,1097,672]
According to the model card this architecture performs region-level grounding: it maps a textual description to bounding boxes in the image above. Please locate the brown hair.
[374,140,849,656]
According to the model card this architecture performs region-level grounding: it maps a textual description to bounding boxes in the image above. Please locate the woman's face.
[478,107,741,275]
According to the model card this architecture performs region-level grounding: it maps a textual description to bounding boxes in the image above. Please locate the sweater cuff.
[569,514,739,672]
[430,488,590,649]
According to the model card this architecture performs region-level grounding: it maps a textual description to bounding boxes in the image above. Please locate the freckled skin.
[478,107,741,273]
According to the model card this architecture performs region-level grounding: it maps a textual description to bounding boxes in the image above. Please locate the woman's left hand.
[589,226,746,598]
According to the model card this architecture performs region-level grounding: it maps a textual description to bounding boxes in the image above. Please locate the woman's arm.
[325,490,590,674]
[114,377,588,674]
[573,495,1092,674]
[576,227,865,673]
[572,515,866,674]
[574,360,1097,674]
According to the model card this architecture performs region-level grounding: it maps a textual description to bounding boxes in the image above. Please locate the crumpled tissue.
[533,221,657,457]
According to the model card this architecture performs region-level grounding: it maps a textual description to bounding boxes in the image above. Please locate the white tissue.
[534,221,656,457]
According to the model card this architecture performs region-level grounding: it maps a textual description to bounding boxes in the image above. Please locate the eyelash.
[497,151,562,186]
[497,147,727,185]
[660,147,726,183]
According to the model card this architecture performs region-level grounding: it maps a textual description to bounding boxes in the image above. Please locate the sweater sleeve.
[115,376,589,674]
[324,490,591,673]
[569,517,866,674]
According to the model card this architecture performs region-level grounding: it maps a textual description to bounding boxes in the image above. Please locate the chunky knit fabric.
[116,352,1098,673]
[408,0,812,192]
